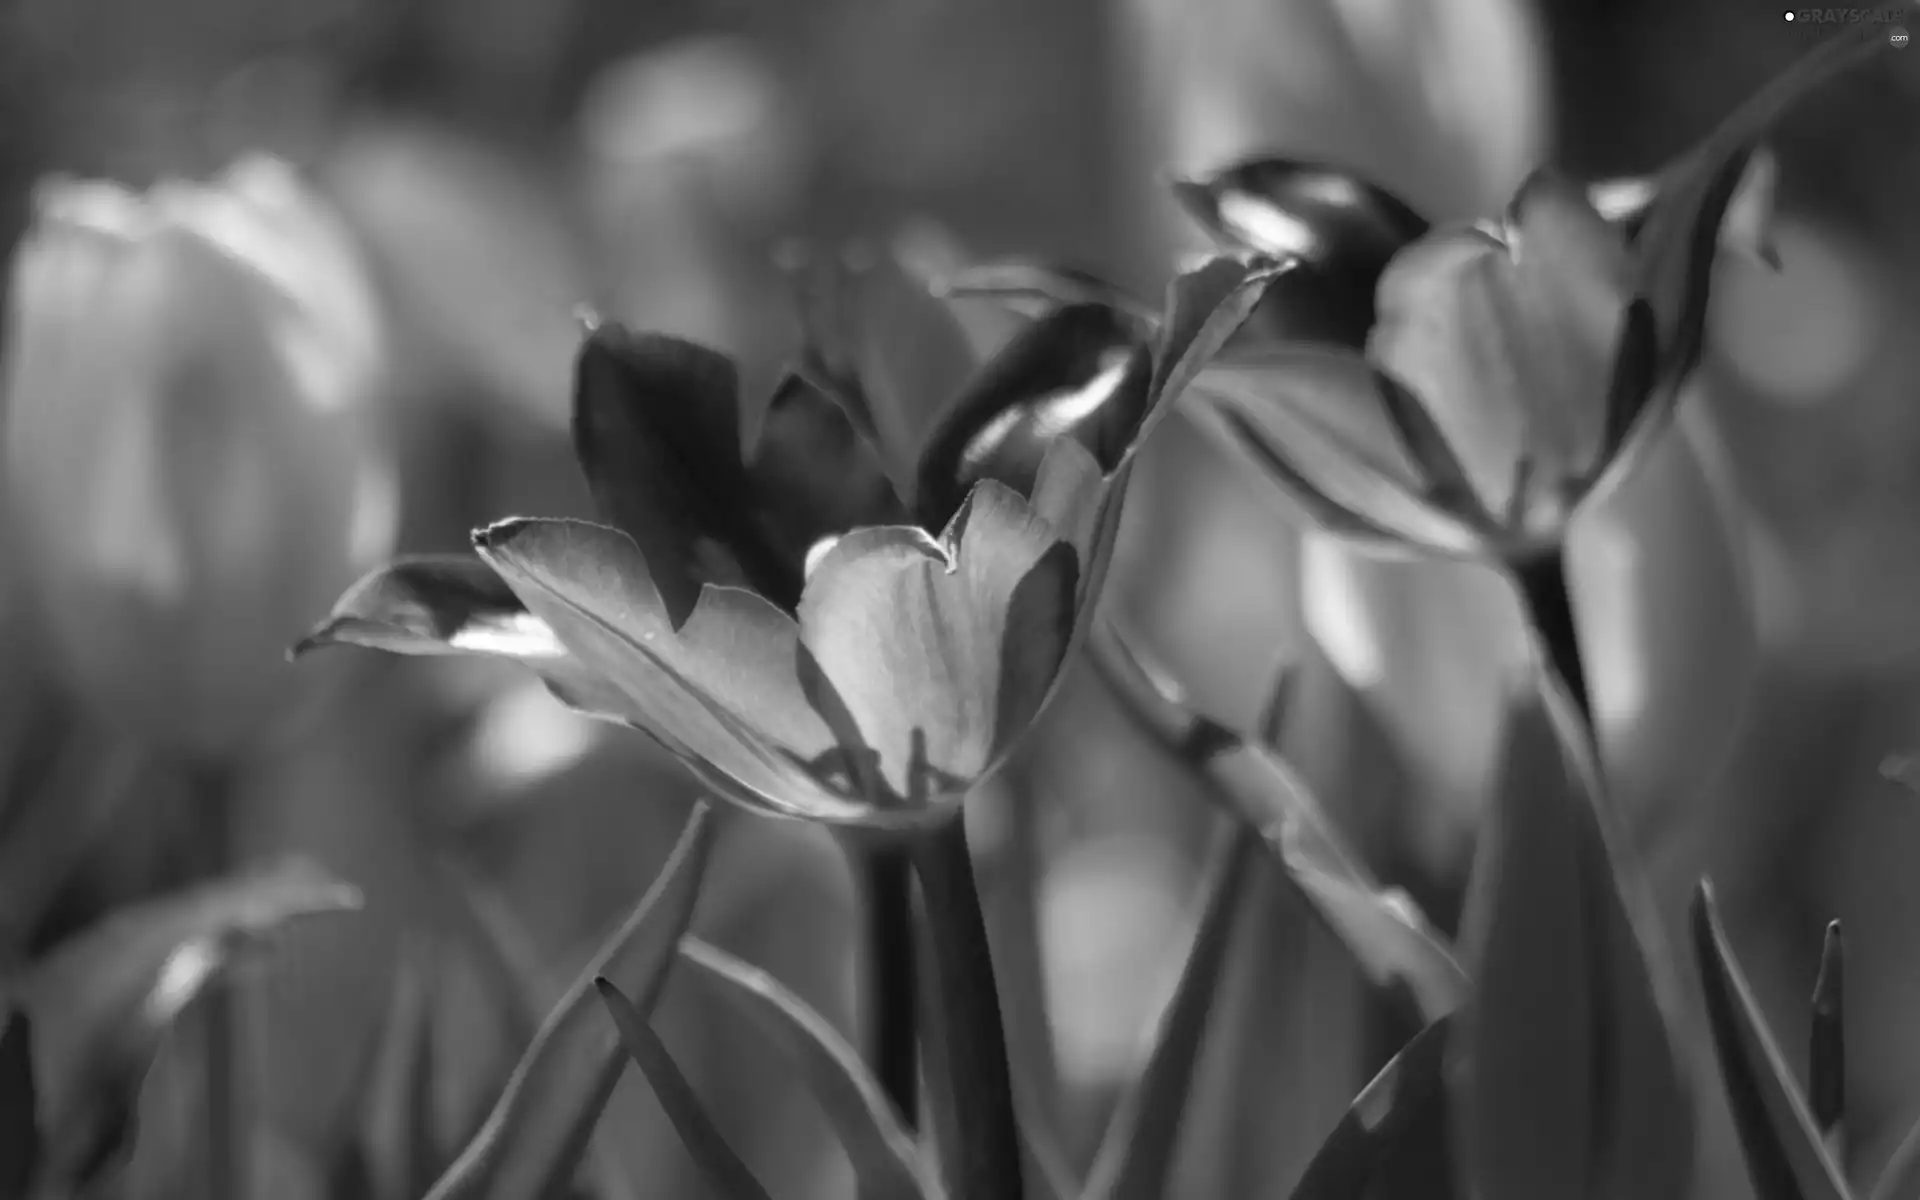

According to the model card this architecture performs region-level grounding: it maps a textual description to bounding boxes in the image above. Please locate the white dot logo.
[1784,9,1795,18]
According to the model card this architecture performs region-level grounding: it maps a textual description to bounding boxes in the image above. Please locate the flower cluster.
[300,254,1279,829]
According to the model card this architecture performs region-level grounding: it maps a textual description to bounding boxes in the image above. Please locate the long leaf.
[1692,882,1854,1200]
[357,939,445,1200]
[1080,822,1257,1200]
[1452,685,1691,1200]
[1289,1017,1451,1200]
[1085,618,1465,1021]
[1870,1112,1920,1200]
[680,937,942,1200]
[423,804,715,1200]
[19,859,360,1188]
[595,978,772,1200]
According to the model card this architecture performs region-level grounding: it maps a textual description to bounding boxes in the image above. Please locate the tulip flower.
[298,252,1278,830]
[1170,27,1880,566]
[2,155,396,757]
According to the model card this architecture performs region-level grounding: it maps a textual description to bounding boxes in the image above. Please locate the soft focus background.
[0,0,1915,1196]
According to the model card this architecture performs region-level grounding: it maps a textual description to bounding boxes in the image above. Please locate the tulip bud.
[913,303,1153,530]
[1173,159,1429,347]
[2,156,397,758]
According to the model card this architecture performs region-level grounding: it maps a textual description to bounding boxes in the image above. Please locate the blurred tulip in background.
[2,155,396,759]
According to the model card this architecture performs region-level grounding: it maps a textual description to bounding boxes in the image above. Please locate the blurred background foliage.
[0,0,1915,1196]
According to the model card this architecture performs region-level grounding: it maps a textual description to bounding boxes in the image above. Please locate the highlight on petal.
[912,302,1152,532]
[472,516,879,823]
[1590,149,1780,269]
[798,484,1078,803]
[1368,174,1629,524]
[292,555,635,725]
[1170,158,1428,346]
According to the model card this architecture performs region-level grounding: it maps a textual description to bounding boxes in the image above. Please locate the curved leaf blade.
[1085,618,1466,1021]
[1691,882,1853,1200]
[1610,23,1885,480]
[21,859,360,1188]
[423,804,715,1200]
[1081,822,1257,1200]
[680,937,941,1200]
[1289,1017,1451,1200]
[1452,686,1691,1200]
[1870,1113,1920,1200]
[357,939,446,1200]
[594,978,772,1200]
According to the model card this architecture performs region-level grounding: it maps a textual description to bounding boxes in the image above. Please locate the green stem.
[855,841,919,1133]
[190,763,243,1200]
[910,816,1024,1200]
[1510,545,1593,730]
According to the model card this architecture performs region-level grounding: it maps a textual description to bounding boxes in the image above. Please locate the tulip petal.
[748,371,909,599]
[1134,254,1290,454]
[1026,436,1107,570]
[571,325,801,623]
[1170,159,1429,347]
[1188,350,1490,558]
[912,303,1153,532]
[1171,158,1428,274]
[799,485,1077,801]
[1370,174,1628,523]
[295,555,636,724]
[472,517,878,823]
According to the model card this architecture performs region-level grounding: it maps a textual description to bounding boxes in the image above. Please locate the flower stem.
[855,841,919,1133]
[189,762,244,1200]
[911,815,1024,1200]
[1511,545,1593,729]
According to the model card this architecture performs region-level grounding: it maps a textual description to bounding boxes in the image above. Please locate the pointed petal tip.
[288,617,351,661]
[470,517,533,553]
[573,304,602,336]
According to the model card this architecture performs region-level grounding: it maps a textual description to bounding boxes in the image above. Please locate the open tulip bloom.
[297,253,1278,831]
[1164,27,1878,567]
